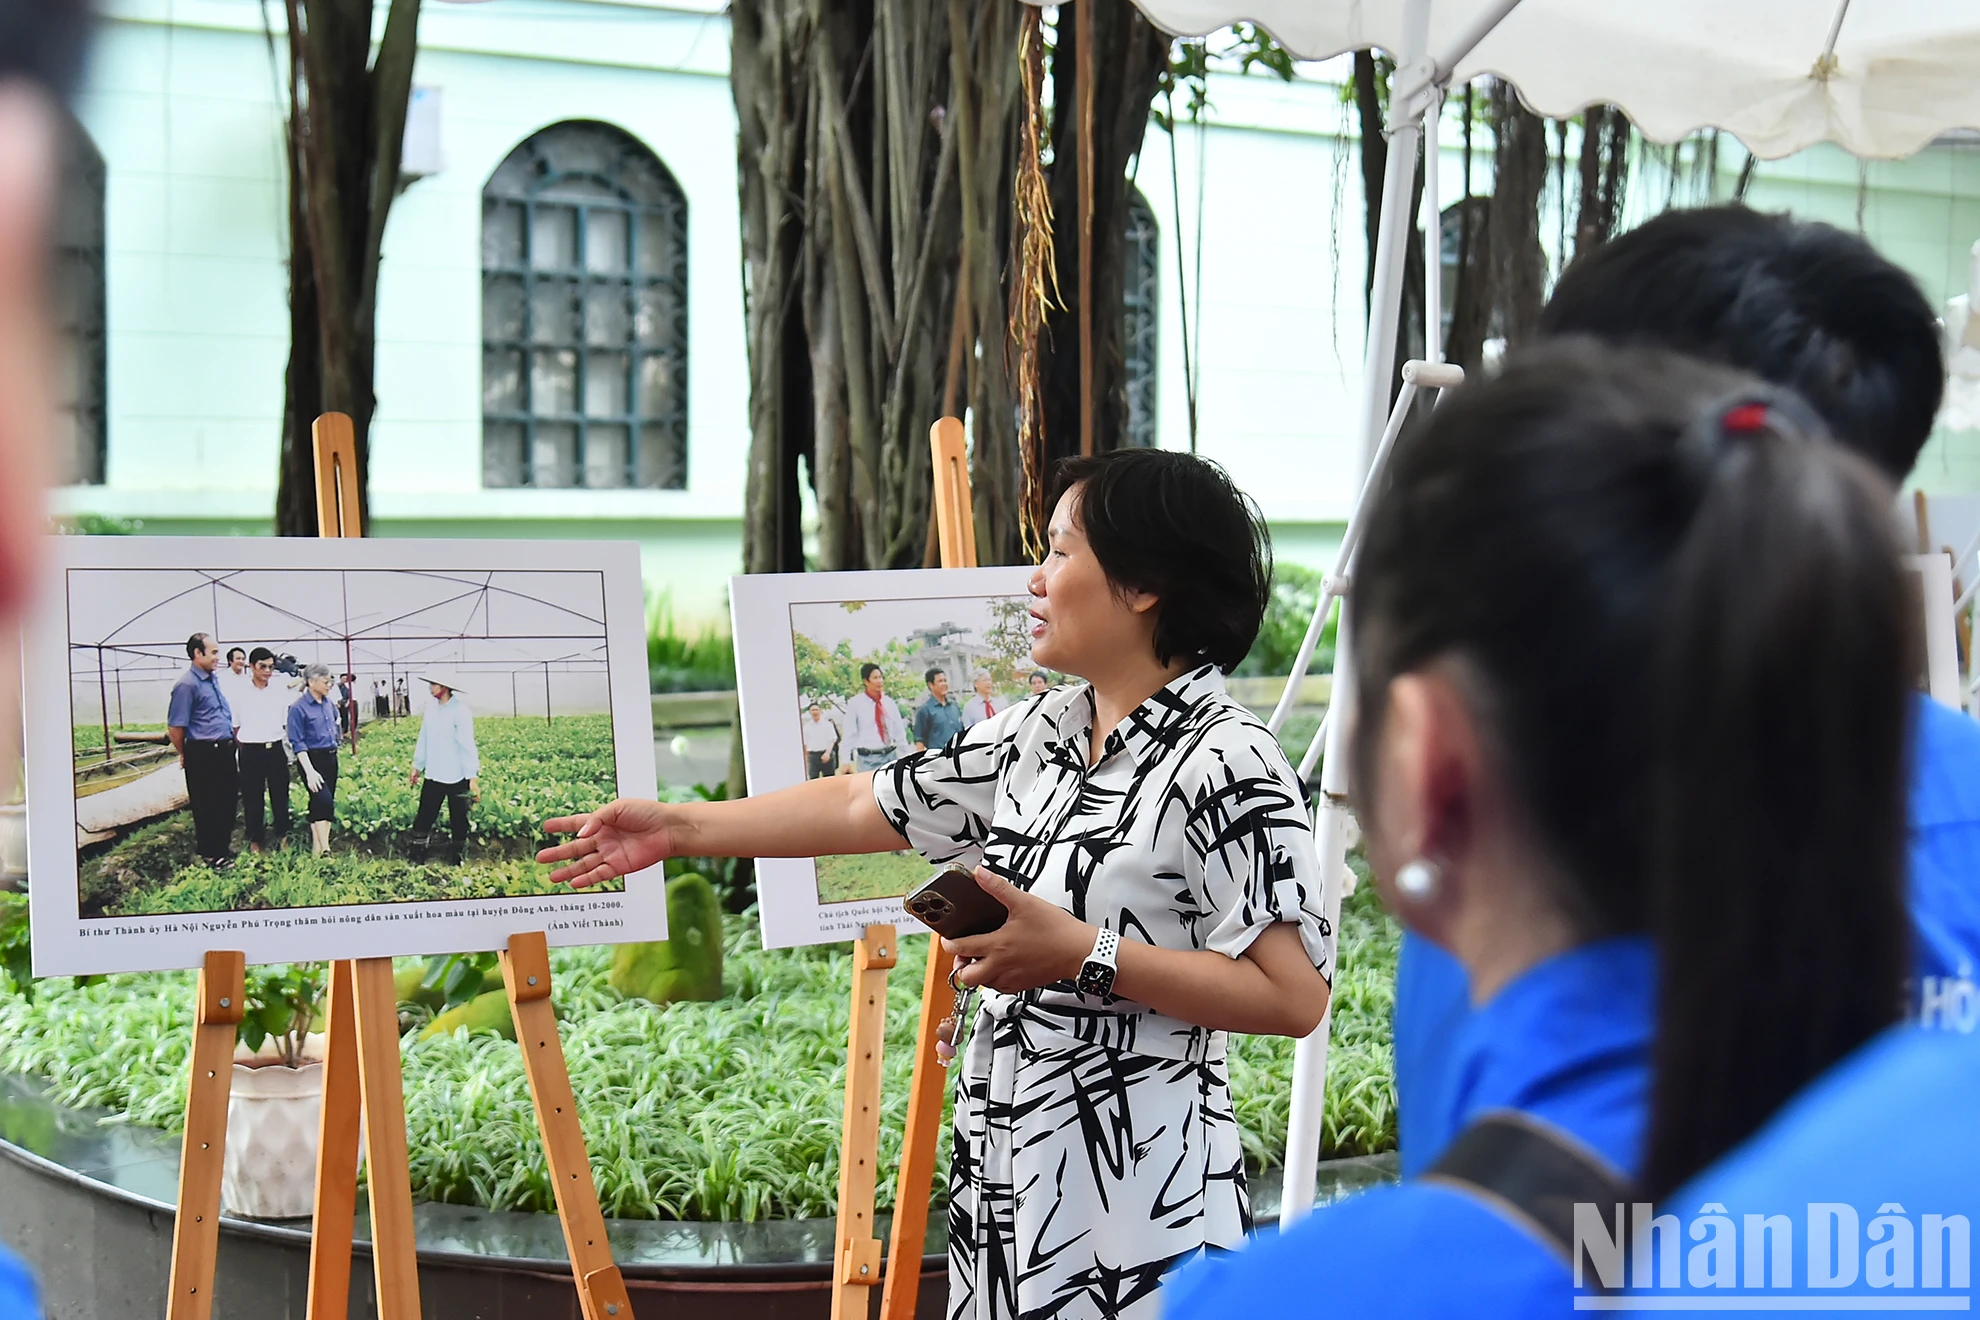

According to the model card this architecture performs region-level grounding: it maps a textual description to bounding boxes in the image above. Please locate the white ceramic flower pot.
[221,1043,326,1219]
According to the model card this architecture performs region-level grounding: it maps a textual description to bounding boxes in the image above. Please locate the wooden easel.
[163,413,631,1320]
[831,418,975,1320]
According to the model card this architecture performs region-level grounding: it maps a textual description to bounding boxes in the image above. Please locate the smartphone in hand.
[904,864,1010,940]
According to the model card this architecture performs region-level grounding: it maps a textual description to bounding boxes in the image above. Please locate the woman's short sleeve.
[872,700,1024,870]
[1186,722,1336,984]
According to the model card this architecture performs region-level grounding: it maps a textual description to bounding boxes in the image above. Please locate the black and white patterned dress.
[874,664,1335,1320]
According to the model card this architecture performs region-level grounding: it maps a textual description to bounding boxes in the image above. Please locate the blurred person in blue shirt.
[1630,1026,1980,1306]
[288,665,341,857]
[167,631,239,868]
[1166,344,1916,1318]
[409,673,479,864]
[1394,206,1977,1179]
[0,3,103,1314]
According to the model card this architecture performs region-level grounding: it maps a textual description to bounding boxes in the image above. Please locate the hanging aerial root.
[1009,3,1059,561]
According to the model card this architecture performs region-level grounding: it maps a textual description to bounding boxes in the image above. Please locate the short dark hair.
[1538,206,1943,479]
[185,632,212,659]
[924,667,945,686]
[248,647,275,666]
[1049,449,1270,672]
[226,647,246,663]
[858,663,882,683]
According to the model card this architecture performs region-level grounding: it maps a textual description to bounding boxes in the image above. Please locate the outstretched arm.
[537,771,905,889]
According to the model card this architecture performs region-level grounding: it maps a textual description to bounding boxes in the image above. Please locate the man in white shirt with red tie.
[962,668,1000,729]
[841,663,907,772]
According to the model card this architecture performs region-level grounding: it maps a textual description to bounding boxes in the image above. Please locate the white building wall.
[54,3,1980,622]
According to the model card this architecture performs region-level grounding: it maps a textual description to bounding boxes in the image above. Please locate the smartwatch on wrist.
[1077,927,1120,998]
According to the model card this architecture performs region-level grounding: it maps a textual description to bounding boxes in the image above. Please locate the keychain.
[935,961,976,1066]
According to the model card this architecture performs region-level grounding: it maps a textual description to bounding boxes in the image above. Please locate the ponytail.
[1642,403,1912,1198]
[1352,344,1915,1202]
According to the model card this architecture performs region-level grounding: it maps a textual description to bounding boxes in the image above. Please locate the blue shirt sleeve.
[0,1246,42,1320]
[167,674,193,731]
[1165,1184,1572,1320]
[286,698,304,750]
[1395,932,1476,1176]
[1904,694,1980,1028]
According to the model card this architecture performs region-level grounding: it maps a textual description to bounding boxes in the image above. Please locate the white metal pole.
[1278,6,1429,1219]
[1422,91,1445,366]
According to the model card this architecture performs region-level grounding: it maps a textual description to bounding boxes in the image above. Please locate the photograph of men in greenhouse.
[407,671,479,864]
[62,563,624,919]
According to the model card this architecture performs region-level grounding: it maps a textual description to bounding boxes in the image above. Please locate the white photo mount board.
[27,536,664,976]
[732,566,1035,949]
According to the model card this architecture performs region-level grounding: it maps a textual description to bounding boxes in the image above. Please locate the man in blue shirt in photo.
[1393,206,1980,1179]
[912,666,964,752]
[166,631,239,869]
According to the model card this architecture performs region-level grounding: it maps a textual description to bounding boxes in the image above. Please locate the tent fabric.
[1127,1,1980,160]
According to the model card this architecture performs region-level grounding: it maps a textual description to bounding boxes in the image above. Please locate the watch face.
[1077,962,1113,997]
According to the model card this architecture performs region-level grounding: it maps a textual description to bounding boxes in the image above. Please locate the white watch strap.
[1088,926,1120,970]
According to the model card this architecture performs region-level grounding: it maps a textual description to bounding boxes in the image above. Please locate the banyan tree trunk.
[733,0,1026,574]
[271,0,422,536]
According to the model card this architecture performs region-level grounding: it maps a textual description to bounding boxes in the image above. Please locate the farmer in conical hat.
[408,670,478,864]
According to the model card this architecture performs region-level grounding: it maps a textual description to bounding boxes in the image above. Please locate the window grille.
[482,121,688,489]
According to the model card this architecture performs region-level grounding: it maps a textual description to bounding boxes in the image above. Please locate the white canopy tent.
[1119,0,1980,1223]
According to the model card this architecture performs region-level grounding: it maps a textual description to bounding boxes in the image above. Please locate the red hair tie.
[1721,403,1772,433]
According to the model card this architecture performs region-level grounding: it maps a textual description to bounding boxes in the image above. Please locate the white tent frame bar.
[1272,0,1530,1225]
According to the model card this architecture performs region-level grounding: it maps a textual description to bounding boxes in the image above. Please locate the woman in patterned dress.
[540,450,1335,1320]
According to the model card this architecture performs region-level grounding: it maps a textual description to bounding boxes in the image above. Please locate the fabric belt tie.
[965,990,1224,1074]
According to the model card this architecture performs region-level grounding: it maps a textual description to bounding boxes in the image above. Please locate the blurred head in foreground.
[1538,204,1944,479]
[1350,342,1914,1198]
[0,0,94,802]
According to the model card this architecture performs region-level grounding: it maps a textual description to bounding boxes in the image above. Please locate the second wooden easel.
[830,418,976,1320]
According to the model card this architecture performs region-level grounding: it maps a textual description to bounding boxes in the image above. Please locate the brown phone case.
[904,864,1010,940]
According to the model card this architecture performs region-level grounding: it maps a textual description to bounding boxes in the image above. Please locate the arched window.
[1122,188,1160,449]
[481,122,688,489]
[52,116,105,486]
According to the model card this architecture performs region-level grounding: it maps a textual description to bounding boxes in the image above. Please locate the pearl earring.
[1395,858,1441,900]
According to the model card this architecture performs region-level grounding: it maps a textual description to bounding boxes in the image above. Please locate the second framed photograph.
[731,567,1038,948]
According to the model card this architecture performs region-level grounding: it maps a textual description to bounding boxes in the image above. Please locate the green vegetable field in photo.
[815,850,928,904]
[75,714,621,917]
